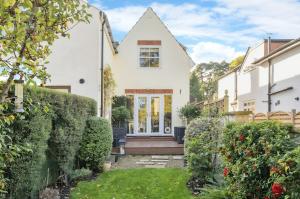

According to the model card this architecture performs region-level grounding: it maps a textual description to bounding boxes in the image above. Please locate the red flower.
[223,167,229,177]
[239,134,245,142]
[272,183,284,197]
[264,197,270,199]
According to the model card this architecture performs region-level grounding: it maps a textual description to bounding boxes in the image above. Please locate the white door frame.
[133,94,165,135]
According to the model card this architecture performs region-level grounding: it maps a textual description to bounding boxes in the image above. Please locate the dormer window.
[140,47,159,67]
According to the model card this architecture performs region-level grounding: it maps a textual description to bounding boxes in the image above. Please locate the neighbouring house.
[217,38,300,114]
[111,8,194,136]
[45,3,194,154]
[46,3,117,117]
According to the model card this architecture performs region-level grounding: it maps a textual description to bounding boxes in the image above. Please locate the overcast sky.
[89,0,300,64]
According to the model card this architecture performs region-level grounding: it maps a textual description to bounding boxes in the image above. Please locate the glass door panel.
[164,95,172,134]
[151,97,160,133]
[138,97,147,133]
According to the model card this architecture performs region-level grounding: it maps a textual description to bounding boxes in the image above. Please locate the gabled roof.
[117,7,195,66]
[253,38,300,65]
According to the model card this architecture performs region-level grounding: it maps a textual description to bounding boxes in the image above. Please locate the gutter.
[100,12,105,117]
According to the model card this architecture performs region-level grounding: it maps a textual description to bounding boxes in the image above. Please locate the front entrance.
[132,94,172,135]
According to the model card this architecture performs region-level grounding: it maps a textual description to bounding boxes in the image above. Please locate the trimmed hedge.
[79,117,112,171]
[221,121,300,199]
[6,86,97,198]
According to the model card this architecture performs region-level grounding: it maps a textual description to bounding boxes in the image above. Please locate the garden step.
[145,165,166,168]
[150,159,169,162]
[151,155,169,159]
[136,161,155,165]
[172,156,184,160]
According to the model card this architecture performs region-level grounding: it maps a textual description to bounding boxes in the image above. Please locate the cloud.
[105,6,145,32]
[216,0,300,38]
[190,42,244,63]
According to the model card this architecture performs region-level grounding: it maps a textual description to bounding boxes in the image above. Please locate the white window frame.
[243,100,256,112]
[138,46,161,68]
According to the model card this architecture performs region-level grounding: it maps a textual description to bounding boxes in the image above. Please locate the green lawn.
[71,168,196,199]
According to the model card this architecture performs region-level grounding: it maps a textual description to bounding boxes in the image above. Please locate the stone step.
[151,159,169,162]
[145,165,166,168]
[151,155,169,160]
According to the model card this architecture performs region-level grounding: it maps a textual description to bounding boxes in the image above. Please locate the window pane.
[140,58,150,67]
[151,97,160,133]
[150,58,159,67]
[126,95,134,134]
[164,95,172,134]
[150,48,159,57]
[138,97,147,133]
[140,48,149,57]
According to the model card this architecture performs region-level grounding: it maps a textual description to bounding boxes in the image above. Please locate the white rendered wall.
[46,6,115,116]
[270,46,300,112]
[218,72,236,112]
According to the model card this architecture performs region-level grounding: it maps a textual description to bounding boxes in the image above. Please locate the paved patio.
[113,155,185,169]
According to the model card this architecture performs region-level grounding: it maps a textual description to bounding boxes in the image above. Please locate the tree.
[229,55,244,69]
[190,71,201,102]
[103,66,116,117]
[0,0,91,102]
[194,61,229,101]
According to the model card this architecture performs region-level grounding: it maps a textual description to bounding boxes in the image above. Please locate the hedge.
[5,86,97,198]
[78,117,112,171]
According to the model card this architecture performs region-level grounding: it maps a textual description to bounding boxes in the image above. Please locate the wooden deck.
[113,136,184,155]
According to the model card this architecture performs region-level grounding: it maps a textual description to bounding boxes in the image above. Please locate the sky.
[88,0,300,64]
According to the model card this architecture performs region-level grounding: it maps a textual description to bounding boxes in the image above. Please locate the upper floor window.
[140,48,159,68]
[243,100,255,112]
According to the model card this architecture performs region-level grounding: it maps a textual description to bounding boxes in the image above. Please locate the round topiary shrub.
[78,117,112,172]
[185,117,223,192]
[221,121,299,199]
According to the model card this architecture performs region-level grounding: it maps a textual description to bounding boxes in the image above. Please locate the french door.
[134,94,164,134]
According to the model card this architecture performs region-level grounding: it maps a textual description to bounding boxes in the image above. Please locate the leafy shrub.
[112,106,131,127]
[185,117,223,189]
[179,103,201,123]
[69,168,92,181]
[221,121,299,199]
[112,96,128,108]
[4,86,96,198]
[198,185,230,199]
[79,117,112,171]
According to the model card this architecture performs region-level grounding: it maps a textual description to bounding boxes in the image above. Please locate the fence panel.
[269,112,292,124]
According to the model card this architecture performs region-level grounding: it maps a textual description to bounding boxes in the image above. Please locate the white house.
[46,5,194,136]
[111,8,194,135]
[218,38,300,113]
[46,3,116,117]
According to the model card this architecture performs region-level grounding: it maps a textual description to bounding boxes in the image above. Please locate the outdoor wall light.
[79,78,85,84]
[275,100,280,106]
[14,80,24,113]
[295,97,299,101]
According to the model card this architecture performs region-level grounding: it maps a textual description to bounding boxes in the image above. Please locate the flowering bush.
[221,121,299,199]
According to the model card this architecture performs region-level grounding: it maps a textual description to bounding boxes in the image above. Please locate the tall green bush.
[4,86,97,198]
[79,117,112,171]
[221,121,299,199]
[185,117,223,185]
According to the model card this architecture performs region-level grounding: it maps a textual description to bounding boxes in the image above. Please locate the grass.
[71,168,196,199]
